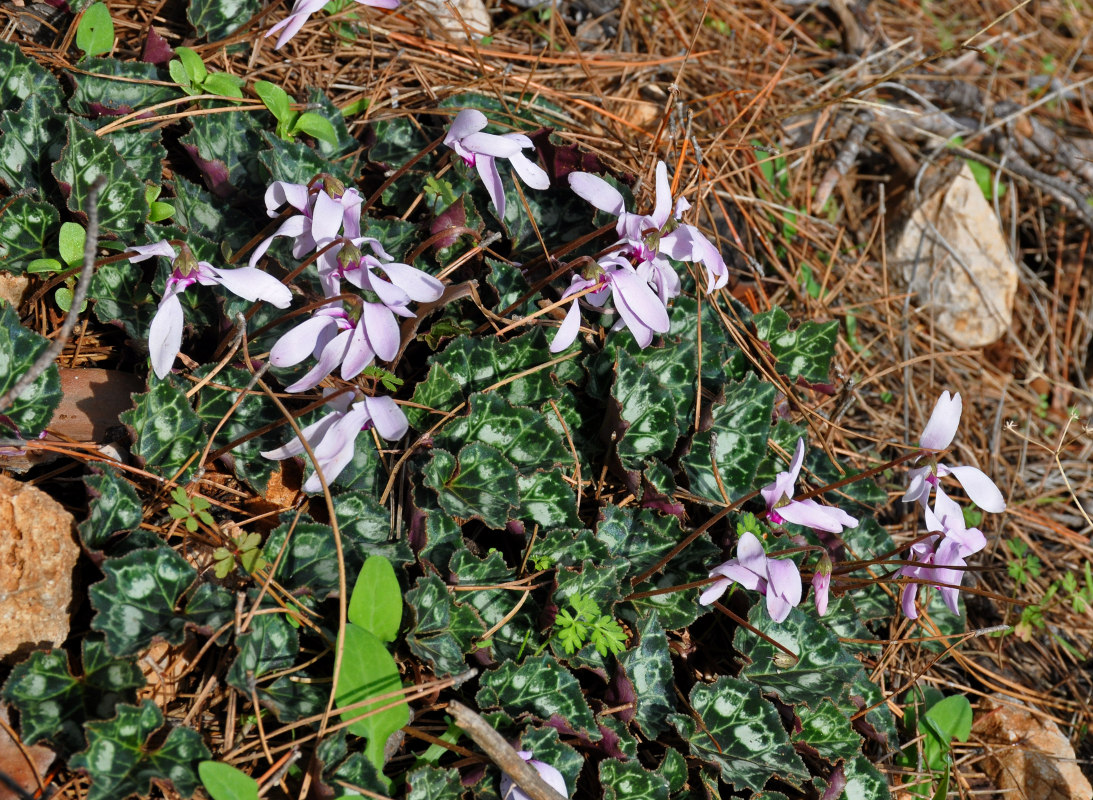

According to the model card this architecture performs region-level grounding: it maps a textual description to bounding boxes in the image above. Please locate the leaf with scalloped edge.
[0,196,59,274]
[406,575,476,677]
[120,380,204,482]
[226,613,299,707]
[187,0,261,39]
[476,655,599,741]
[0,638,144,750]
[90,260,157,340]
[754,306,839,383]
[180,111,264,197]
[599,759,670,800]
[617,612,675,737]
[0,42,62,112]
[793,698,863,761]
[0,301,61,437]
[70,700,209,800]
[734,604,866,709]
[0,94,65,193]
[423,444,519,530]
[52,117,148,238]
[449,549,534,661]
[69,57,180,117]
[672,676,808,792]
[79,466,143,551]
[613,350,680,472]
[681,373,776,504]
[406,766,464,800]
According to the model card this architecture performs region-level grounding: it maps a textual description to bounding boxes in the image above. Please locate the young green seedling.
[253,80,339,145]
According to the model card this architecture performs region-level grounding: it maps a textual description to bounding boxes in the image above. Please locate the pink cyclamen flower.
[129,240,292,380]
[499,751,568,800]
[569,161,728,294]
[443,109,549,220]
[700,531,803,623]
[549,254,670,352]
[900,488,987,618]
[261,391,407,492]
[903,391,1006,513]
[265,0,400,50]
[249,178,364,268]
[760,439,859,533]
[812,551,833,616]
[320,237,445,308]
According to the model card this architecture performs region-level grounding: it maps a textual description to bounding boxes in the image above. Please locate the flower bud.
[812,551,832,616]
[336,242,362,271]
[175,243,198,276]
[322,175,346,198]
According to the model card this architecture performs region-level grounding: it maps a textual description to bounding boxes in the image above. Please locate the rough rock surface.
[974,695,1093,800]
[891,160,1018,347]
[0,475,79,662]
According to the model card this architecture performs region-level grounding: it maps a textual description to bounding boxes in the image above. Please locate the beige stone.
[418,0,491,40]
[0,274,29,310]
[0,475,78,662]
[974,695,1093,800]
[890,160,1018,347]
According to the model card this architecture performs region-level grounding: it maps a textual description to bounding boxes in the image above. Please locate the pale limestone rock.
[891,161,1018,347]
[0,475,79,662]
[418,0,491,40]
[974,695,1093,800]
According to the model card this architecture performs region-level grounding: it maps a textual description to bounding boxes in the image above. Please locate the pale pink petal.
[445,109,487,145]
[610,269,670,333]
[766,558,802,607]
[340,322,376,380]
[461,131,522,159]
[812,572,830,616]
[248,215,308,267]
[569,172,626,216]
[270,315,337,367]
[285,329,351,393]
[947,465,1006,513]
[549,300,583,353]
[362,301,400,361]
[762,439,806,509]
[310,190,344,245]
[508,151,550,190]
[651,161,672,228]
[357,0,400,9]
[208,266,292,308]
[379,261,445,303]
[920,391,962,450]
[148,291,184,379]
[264,180,311,216]
[260,407,342,460]
[902,467,931,505]
[476,155,506,219]
[363,395,409,440]
[699,577,732,606]
[734,531,767,576]
[127,240,177,262]
[709,561,762,592]
[901,583,920,619]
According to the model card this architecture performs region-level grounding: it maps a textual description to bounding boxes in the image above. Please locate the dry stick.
[0,175,105,415]
[447,701,568,800]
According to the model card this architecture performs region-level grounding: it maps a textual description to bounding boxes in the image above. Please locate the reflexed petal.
[777,499,859,533]
[260,407,341,460]
[735,532,768,577]
[363,395,409,440]
[766,558,802,607]
[919,391,962,450]
[902,467,931,505]
[698,577,731,606]
[611,269,670,331]
[208,265,293,307]
[651,161,672,228]
[709,561,761,592]
[549,300,583,353]
[508,151,550,190]
[148,292,184,379]
[358,0,400,9]
[476,155,506,219]
[310,190,344,245]
[264,180,311,216]
[569,172,626,216]
[285,329,351,393]
[686,225,729,291]
[270,315,336,367]
[761,439,806,510]
[361,302,399,361]
[340,321,376,380]
[527,760,567,798]
[127,240,177,263]
[445,109,487,144]
[932,487,964,529]
[248,215,308,267]
[461,132,522,158]
[380,261,445,303]
[947,464,1006,512]
[900,583,920,619]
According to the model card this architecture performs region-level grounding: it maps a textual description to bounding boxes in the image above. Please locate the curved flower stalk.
[261,391,408,492]
[700,531,803,623]
[128,240,292,379]
[249,178,364,268]
[443,109,550,219]
[265,0,400,50]
[569,160,729,293]
[903,391,1006,513]
[761,438,859,533]
[549,254,670,352]
[900,488,987,618]
[500,751,568,800]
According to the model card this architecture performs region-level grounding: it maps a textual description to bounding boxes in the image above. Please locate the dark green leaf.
[423,444,520,530]
[449,549,532,660]
[70,701,210,800]
[333,492,414,564]
[681,373,776,504]
[80,467,143,551]
[120,380,205,482]
[0,42,63,112]
[0,196,59,273]
[187,0,261,39]
[406,766,464,800]
[0,95,65,193]
[0,301,61,436]
[69,58,180,117]
[792,699,863,761]
[349,556,402,642]
[226,613,299,700]
[368,116,430,168]
[617,612,675,737]
[180,111,264,197]
[258,131,352,187]
[843,755,892,800]
[53,117,148,238]
[753,306,838,382]
[101,126,165,186]
[406,575,475,676]
[613,351,680,471]
[475,655,599,741]
[673,676,808,791]
[516,469,580,527]
[599,759,669,800]
[89,260,156,340]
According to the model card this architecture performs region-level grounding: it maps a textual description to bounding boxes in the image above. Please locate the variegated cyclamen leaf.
[435,393,573,472]
[120,381,205,482]
[259,131,353,186]
[80,466,143,551]
[753,305,839,383]
[842,754,892,800]
[475,655,599,741]
[68,58,181,117]
[599,759,670,800]
[672,676,808,791]
[613,351,680,472]
[617,612,675,737]
[368,117,431,169]
[100,126,166,186]
[187,0,261,39]
[734,604,866,709]
[449,549,533,660]
[90,260,157,340]
[406,766,464,800]
[681,373,776,504]
[70,701,209,800]
[226,613,299,699]
[180,112,264,197]
[406,575,476,676]
[516,726,583,794]
[423,444,520,530]
[0,196,59,273]
[89,547,198,656]
[53,117,149,238]
[0,42,63,112]
[0,301,61,437]
[334,491,415,564]
[0,94,65,193]
[793,698,864,761]
[658,748,688,793]
[516,469,580,527]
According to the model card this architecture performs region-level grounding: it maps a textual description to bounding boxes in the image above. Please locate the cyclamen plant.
[265,0,401,50]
